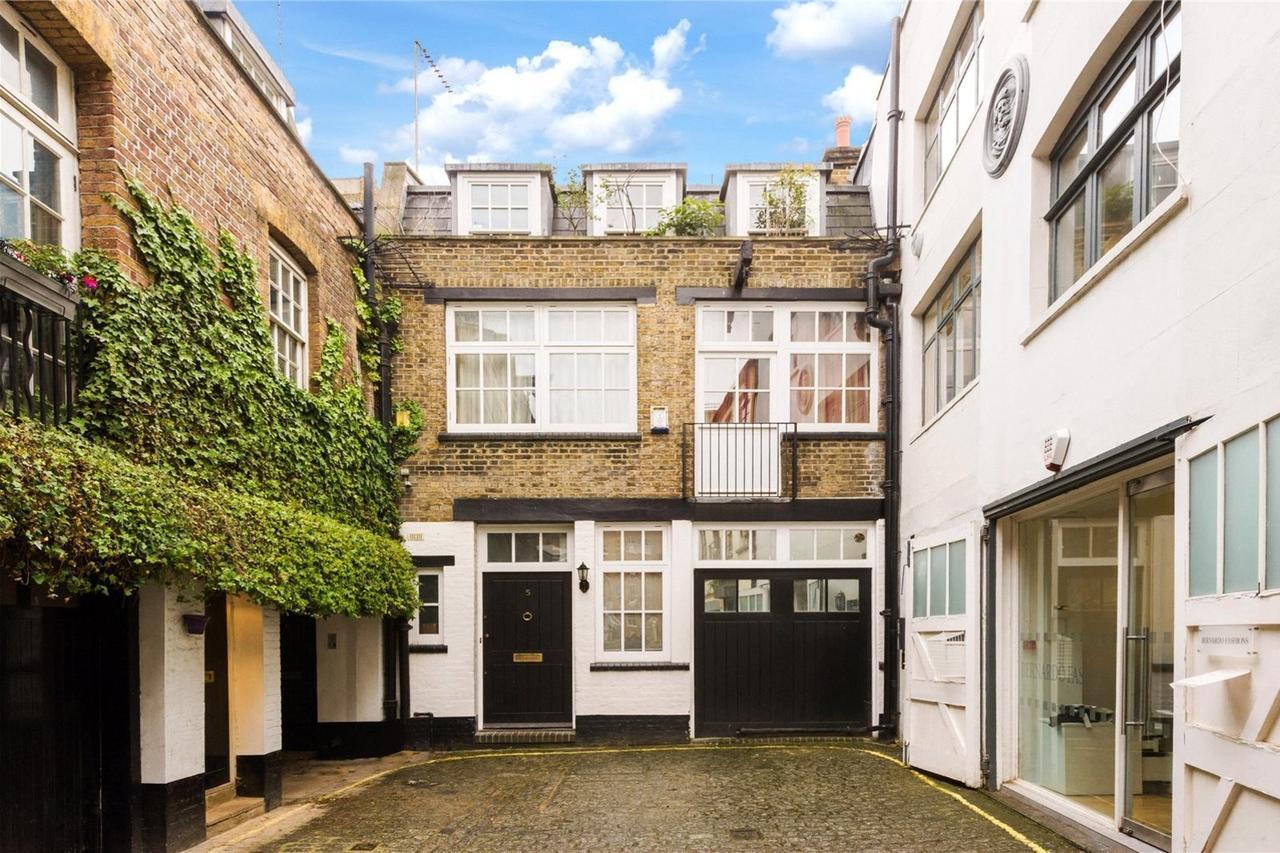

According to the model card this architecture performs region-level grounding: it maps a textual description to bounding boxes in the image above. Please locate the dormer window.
[452,169,548,236]
[470,183,530,234]
[604,182,664,233]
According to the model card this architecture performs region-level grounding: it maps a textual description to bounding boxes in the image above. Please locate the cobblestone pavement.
[229,742,1077,852]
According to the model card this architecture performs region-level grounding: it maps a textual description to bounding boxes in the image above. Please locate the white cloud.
[651,19,705,78]
[766,0,895,58]
[549,68,681,153]
[295,116,313,146]
[371,27,691,170]
[822,64,881,123]
[339,145,378,165]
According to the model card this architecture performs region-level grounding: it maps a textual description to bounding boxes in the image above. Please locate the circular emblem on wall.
[983,54,1030,178]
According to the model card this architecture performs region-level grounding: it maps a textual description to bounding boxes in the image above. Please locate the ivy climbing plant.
[0,179,422,617]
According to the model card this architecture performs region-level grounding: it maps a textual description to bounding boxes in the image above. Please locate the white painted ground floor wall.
[400,519,885,735]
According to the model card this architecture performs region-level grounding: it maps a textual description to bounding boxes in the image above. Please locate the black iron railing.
[681,421,798,500]
[1,264,78,426]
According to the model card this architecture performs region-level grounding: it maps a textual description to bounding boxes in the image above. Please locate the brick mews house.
[350,146,895,747]
[0,2,412,850]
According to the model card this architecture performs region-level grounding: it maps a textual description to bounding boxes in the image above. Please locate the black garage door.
[694,568,871,737]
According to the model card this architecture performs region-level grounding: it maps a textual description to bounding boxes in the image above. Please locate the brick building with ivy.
[0,2,418,850]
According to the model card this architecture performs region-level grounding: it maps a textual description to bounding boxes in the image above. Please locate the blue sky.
[237,1,893,185]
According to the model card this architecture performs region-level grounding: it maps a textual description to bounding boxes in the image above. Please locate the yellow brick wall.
[381,236,887,522]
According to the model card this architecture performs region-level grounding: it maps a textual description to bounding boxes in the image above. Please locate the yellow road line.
[234,742,1046,853]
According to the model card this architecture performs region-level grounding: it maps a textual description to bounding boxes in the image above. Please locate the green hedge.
[0,412,417,617]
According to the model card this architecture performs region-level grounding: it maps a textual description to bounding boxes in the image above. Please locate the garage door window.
[793,578,860,612]
[703,579,771,612]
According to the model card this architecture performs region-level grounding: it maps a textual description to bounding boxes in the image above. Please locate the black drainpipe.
[364,162,410,731]
[864,15,903,740]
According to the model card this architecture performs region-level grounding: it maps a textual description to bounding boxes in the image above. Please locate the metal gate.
[694,568,871,737]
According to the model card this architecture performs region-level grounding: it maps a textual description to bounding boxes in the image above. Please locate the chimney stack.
[835,115,852,149]
[824,116,861,186]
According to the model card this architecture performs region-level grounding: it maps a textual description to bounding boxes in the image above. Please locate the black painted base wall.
[404,715,477,751]
[236,750,285,810]
[314,720,404,760]
[138,773,205,853]
[574,715,690,745]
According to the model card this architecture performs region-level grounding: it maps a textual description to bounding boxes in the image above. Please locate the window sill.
[409,643,448,654]
[438,431,643,442]
[1021,183,1190,346]
[589,661,690,671]
[911,377,980,445]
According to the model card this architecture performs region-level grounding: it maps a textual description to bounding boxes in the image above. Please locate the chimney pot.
[835,116,852,149]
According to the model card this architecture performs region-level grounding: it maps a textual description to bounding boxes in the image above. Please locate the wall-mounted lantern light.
[577,562,590,593]
[181,613,210,635]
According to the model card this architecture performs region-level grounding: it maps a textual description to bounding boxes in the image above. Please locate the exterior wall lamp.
[577,562,590,593]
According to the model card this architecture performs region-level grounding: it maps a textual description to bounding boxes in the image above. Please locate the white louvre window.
[469,183,531,233]
[604,183,665,233]
[0,7,77,249]
[268,243,308,388]
[599,527,667,657]
[447,303,635,433]
[696,303,877,430]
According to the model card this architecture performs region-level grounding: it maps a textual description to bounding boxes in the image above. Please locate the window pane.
[470,207,489,230]
[929,545,948,616]
[1224,430,1259,593]
[29,202,57,245]
[488,533,513,563]
[25,45,58,120]
[791,529,815,560]
[727,529,751,560]
[644,530,663,561]
[508,311,535,341]
[0,19,17,88]
[1098,65,1135,143]
[482,389,508,423]
[623,572,642,609]
[704,578,735,611]
[738,579,770,612]
[623,530,642,561]
[603,571,621,609]
[514,532,540,562]
[948,541,966,615]
[815,529,841,560]
[644,614,662,651]
[456,353,480,388]
[1149,8,1181,81]
[29,139,57,211]
[923,339,937,420]
[751,311,774,342]
[828,578,859,612]
[644,572,662,609]
[1052,192,1087,299]
[1269,420,1280,589]
[490,208,509,230]
[418,573,439,604]
[510,184,529,206]
[956,291,976,389]
[577,310,603,341]
[701,310,725,342]
[481,312,508,342]
[846,311,869,342]
[603,613,621,650]
[509,389,534,424]
[456,389,480,424]
[418,605,439,635]
[699,530,722,560]
[491,184,508,206]
[913,550,928,617]
[542,532,567,562]
[472,184,489,205]
[1147,84,1180,210]
[843,528,868,560]
[1055,126,1088,195]
[753,529,776,560]
[602,530,621,561]
[0,115,21,187]
[623,613,642,650]
[0,182,20,239]
[1099,133,1137,256]
[1189,450,1218,596]
[939,317,956,405]
[455,310,479,342]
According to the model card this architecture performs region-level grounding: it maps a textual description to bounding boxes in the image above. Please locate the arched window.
[1047,2,1181,303]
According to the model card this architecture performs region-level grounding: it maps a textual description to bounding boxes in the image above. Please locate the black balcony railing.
[681,421,798,500]
[1,257,78,427]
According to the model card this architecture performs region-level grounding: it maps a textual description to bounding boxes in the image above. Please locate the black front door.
[695,568,871,737]
[280,613,317,751]
[482,573,572,726]
[204,592,230,788]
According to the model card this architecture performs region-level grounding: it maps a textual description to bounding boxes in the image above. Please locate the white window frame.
[911,535,970,621]
[923,3,984,198]
[459,175,538,236]
[268,241,308,389]
[603,181,666,234]
[479,527,573,571]
[922,237,981,423]
[446,302,637,434]
[693,524,876,569]
[412,568,443,641]
[595,524,669,661]
[0,3,77,250]
[735,173,822,237]
[695,302,878,431]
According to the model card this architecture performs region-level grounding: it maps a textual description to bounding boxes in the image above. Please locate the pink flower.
[81,275,98,291]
